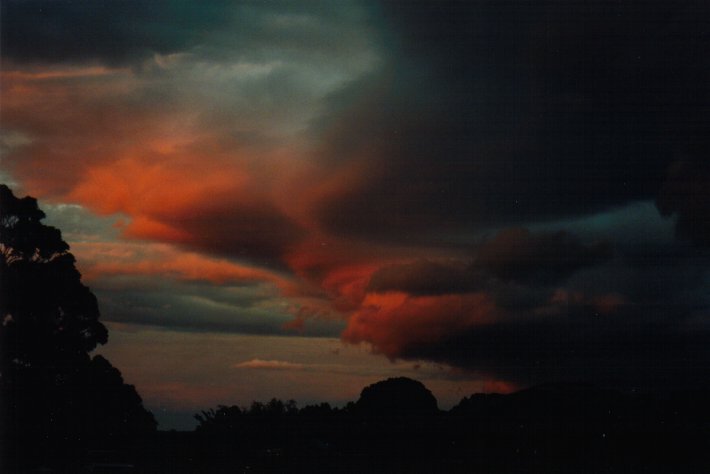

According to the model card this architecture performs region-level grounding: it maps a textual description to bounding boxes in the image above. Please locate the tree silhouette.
[356,377,439,416]
[0,185,155,471]
[0,185,107,372]
[195,405,244,434]
[182,378,710,473]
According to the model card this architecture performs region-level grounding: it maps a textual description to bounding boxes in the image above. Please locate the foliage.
[356,376,439,416]
[184,381,710,473]
[0,185,107,371]
[195,405,243,433]
[0,185,155,470]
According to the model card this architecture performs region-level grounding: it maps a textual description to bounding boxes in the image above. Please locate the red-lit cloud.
[1,64,305,265]
[2,0,710,395]
[72,242,291,289]
[343,291,497,358]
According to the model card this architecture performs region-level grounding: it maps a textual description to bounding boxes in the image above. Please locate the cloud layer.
[343,224,710,389]
[2,0,709,393]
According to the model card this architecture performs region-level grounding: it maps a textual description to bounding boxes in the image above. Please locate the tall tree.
[0,184,155,471]
[0,185,108,370]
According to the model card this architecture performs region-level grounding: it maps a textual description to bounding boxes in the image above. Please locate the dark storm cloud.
[657,156,710,247]
[144,202,305,269]
[414,239,710,388]
[348,224,710,389]
[384,273,710,390]
[404,310,710,391]
[1,0,377,65]
[608,240,710,306]
[0,0,226,64]
[477,228,612,284]
[316,0,710,243]
[367,260,481,295]
[367,229,610,295]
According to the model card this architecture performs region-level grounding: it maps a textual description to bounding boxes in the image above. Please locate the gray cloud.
[93,276,344,337]
[1,0,225,65]
[367,229,611,296]
[314,1,710,246]
[405,309,710,391]
[1,1,378,66]
[477,228,612,285]
[657,156,710,247]
[353,224,710,389]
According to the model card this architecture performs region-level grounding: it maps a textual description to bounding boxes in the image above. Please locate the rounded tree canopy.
[356,377,439,416]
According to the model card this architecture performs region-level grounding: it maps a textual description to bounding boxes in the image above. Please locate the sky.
[1,0,709,429]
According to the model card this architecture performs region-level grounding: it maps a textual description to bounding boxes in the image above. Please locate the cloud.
[94,282,301,336]
[342,291,497,357]
[341,226,710,389]
[2,0,709,394]
[657,156,710,247]
[365,230,611,297]
[0,62,309,265]
[313,0,710,244]
[1,0,205,64]
[476,228,612,284]
[1,1,374,66]
[345,284,710,390]
[71,241,291,288]
[400,300,710,390]
[367,260,480,295]
[0,1,380,269]
[5,97,307,263]
[233,359,306,370]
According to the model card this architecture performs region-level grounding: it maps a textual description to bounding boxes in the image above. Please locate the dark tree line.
[0,185,156,473]
[182,379,710,474]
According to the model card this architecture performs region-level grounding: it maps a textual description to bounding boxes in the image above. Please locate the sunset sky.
[2,0,709,429]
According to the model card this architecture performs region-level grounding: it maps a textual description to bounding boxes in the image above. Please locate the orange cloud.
[2,64,305,264]
[69,155,248,217]
[72,242,291,290]
[121,216,191,243]
[2,64,445,320]
[342,291,497,358]
[280,237,453,331]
